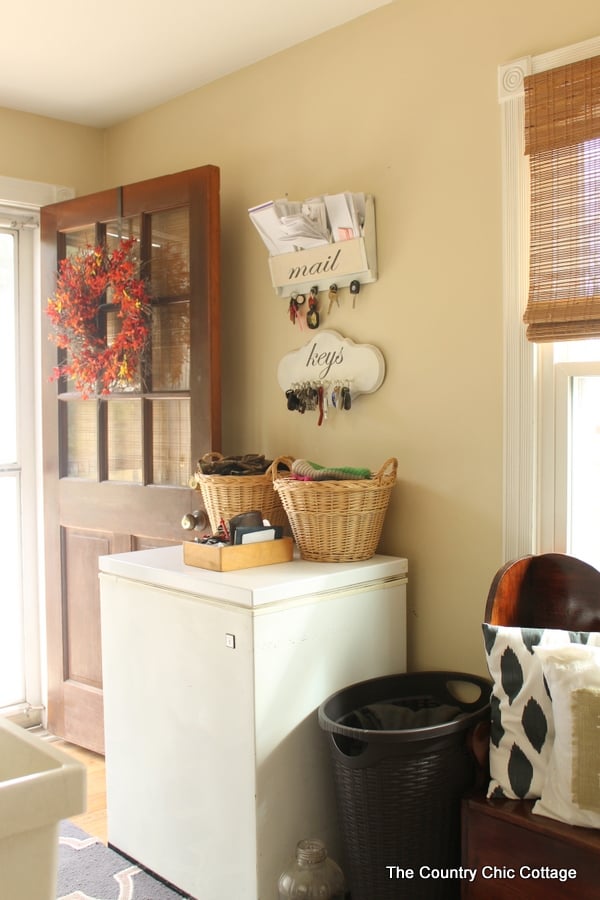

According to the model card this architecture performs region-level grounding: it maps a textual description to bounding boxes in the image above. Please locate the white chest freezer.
[99,545,407,900]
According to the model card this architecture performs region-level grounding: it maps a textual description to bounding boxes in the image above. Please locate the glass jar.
[278,838,346,899]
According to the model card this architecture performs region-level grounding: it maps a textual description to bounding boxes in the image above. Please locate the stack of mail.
[324,193,365,242]
[249,192,366,255]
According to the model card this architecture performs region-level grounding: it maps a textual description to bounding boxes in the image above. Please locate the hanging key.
[342,385,352,410]
[328,283,339,314]
[307,286,320,329]
[350,279,361,309]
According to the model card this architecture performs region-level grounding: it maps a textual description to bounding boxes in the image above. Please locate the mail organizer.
[251,193,378,298]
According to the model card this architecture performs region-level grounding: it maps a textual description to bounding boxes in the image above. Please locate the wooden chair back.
[485,552,600,632]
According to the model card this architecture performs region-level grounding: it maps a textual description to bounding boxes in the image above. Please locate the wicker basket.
[272,457,397,562]
[193,453,293,534]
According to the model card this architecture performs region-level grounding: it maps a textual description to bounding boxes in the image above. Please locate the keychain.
[306,285,320,329]
[350,279,361,308]
[327,283,339,314]
[289,293,307,328]
[317,384,325,426]
[331,383,340,408]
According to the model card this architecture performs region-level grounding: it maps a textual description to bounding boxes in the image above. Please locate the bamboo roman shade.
[523,55,600,342]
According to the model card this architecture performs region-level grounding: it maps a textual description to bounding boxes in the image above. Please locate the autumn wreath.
[47,237,151,397]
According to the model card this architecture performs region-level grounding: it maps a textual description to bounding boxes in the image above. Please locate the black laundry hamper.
[318,671,491,900]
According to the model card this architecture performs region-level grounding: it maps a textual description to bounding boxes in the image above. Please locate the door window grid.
[60,211,192,487]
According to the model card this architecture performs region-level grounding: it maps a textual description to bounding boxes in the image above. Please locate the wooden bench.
[462,793,600,898]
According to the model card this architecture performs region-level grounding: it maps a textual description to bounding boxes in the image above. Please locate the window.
[565,364,600,566]
[0,176,74,725]
[537,339,600,570]
[0,214,40,720]
[499,36,600,564]
[0,229,25,709]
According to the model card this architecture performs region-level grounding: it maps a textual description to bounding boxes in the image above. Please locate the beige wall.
[0,107,104,197]
[4,0,600,677]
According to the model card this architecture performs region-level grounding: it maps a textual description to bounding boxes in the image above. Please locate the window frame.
[0,176,74,725]
[499,35,600,561]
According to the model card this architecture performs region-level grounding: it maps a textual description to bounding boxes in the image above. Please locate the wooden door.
[40,167,221,753]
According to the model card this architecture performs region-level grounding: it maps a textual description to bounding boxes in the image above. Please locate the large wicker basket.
[272,457,397,562]
[193,453,293,534]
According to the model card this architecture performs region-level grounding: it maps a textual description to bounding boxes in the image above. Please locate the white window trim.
[0,176,74,726]
[499,35,600,562]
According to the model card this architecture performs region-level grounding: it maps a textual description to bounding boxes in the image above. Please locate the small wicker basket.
[192,453,293,534]
[272,457,397,562]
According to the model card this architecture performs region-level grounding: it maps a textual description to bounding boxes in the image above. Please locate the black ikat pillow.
[482,624,600,800]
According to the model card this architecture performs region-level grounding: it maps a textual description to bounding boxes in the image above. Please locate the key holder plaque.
[277,330,385,399]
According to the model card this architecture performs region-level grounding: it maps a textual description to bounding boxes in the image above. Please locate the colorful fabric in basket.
[291,459,372,481]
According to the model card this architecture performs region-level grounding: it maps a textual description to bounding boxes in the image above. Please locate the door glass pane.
[107,400,142,482]
[65,400,98,479]
[569,375,600,569]
[61,230,98,392]
[152,300,190,391]
[66,228,96,254]
[105,217,142,307]
[105,217,141,253]
[106,308,143,392]
[151,207,190,298]
[151,398,190,486]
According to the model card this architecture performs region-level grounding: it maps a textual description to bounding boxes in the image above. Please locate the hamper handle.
[269,456,294,481]
[331,732,370,761]
[198,451,224,465]
[329,732,400,768]
[191,451,223,488]
[443,675,490,708]
[372,457,398,483]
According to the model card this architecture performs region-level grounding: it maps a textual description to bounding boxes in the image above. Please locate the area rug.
[57,820,192,899]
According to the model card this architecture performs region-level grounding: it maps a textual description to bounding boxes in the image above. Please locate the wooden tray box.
[183,537,294,572]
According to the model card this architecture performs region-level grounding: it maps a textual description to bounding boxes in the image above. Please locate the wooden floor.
[54,739,108,844]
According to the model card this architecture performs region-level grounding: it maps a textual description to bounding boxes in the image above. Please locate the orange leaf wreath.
[47,238,151,398]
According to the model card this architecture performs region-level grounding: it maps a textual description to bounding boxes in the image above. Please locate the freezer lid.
[98,545,408,608]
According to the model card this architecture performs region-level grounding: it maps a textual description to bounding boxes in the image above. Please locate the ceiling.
[1,1,391,128]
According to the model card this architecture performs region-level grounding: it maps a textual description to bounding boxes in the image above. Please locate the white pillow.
[482,625,600,799]
[532,644,600,828]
